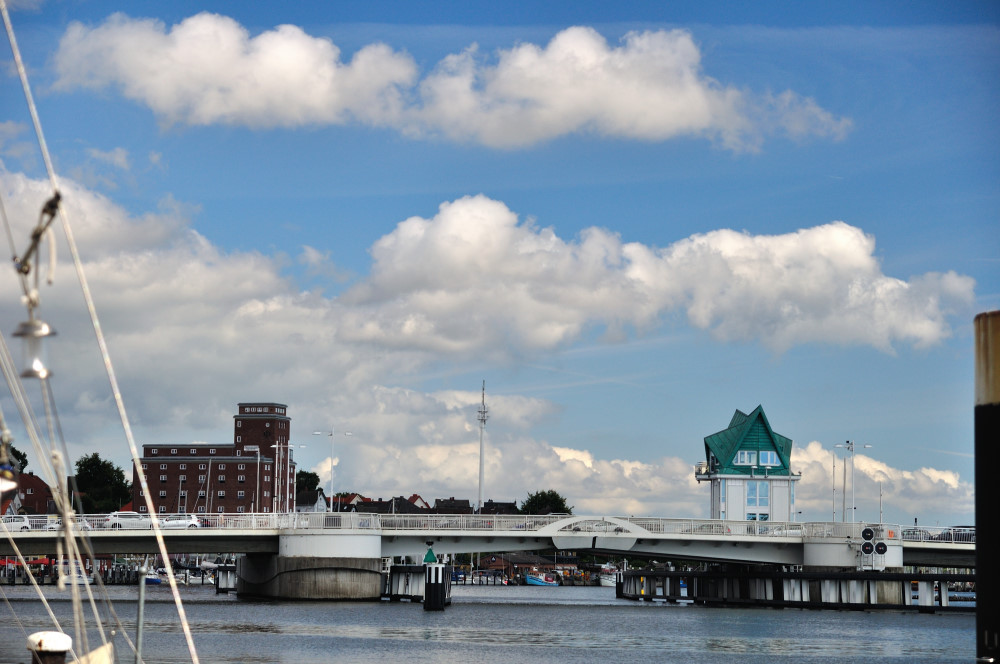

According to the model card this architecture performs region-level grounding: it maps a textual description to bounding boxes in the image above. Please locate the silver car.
[104,511,152,529]
[159,514,201,529]
[1,515,32,531]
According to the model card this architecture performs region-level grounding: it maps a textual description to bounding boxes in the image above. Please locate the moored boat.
[598,560,623,587]
[525,570,559,586]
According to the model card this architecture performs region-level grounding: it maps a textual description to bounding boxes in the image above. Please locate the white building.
[695,405,801,522]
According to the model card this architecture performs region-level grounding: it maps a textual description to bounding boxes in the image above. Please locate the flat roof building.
[131,402,298,514]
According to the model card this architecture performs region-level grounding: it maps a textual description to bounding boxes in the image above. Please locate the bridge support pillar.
[237,532,383,600]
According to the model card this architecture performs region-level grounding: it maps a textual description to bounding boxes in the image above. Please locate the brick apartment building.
[131,402,298,515]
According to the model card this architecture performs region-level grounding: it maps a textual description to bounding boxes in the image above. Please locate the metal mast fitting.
[477,381,488,513]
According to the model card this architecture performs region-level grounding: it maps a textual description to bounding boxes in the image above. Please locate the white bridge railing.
[8,513,975,544]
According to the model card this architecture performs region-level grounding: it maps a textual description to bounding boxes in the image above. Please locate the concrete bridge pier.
[237,532,382,600]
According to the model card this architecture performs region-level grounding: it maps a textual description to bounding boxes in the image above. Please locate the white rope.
[0,520,77,660]
[0,3,200,662]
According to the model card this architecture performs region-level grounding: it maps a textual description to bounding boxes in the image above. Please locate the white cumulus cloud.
[51,15,850,150]
[339,195,974,355]
[0,168,974,523]
[53,12,417,128]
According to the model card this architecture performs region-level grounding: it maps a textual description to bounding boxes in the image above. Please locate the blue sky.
[1,1,997,526]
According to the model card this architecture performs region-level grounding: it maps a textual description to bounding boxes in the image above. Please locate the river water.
[0,583,975,663]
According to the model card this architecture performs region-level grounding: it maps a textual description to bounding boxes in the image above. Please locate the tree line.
[12,446,131,514]
[297,470,572,515]
[12,447,573,516]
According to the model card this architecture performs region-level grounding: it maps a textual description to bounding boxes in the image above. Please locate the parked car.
[104,511,152,529]
[2,514,32,531]
[901,528,931,541]
[160,514,201,529]
[931,526,976,543]
[44,517,92,531]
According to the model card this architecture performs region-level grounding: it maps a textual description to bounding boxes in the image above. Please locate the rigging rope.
[1,2,200,661]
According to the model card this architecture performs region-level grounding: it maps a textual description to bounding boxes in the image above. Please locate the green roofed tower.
[695,405,801,522]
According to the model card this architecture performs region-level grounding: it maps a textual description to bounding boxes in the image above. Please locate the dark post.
[975,311,998,662]
[424,563,448,611]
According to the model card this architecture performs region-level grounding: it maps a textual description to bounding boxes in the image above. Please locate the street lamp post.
[835,440,873,523]
[313,428,352,512]
[245,445,260,512]
[831,450,837,522]
[270,443,282,512]
[289,444,305,511]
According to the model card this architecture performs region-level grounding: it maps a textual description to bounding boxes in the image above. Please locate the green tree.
[9,444,28,472]
[297,470,321,492]
[74,453,131,513]
[520,489,573,515]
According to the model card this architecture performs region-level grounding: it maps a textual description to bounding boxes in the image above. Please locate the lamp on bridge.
[312,428,352,512]
[835,440,873,523]
[245,445,260,513]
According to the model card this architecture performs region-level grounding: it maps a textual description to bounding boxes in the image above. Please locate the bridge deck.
[1,514,974,566]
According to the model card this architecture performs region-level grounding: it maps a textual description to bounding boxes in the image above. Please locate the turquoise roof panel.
[703,405,792,476]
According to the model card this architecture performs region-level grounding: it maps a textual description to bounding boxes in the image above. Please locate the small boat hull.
[525,573,559,587]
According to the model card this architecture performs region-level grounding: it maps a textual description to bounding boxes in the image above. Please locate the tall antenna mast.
[477,380,488,513]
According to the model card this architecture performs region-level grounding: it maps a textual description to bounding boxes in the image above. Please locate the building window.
[238,475,246,483]
[735,450,757,466]
[238,464,245,470]
[264,476,270,483]
[198,490,206,497]
[190,449,196,455]
[719,479,726,520]
[180,475,187,483]
[237,420,242,428]
[199,464,206,470]
[160,464,167,470]
[141,464,147,470]
[159,475,167,482]
[236,435,241,443]
[152,449,158,455]
[264,491,270,498]
[179,507,186,514]
[217,490,225,498]
[179,464,187,470]
[238,490,245,498]
[218,474,226,483]
[198,475,206,483]
[170,449,177,455]
[236,450,241,456]
[139,490,144,497]
[218,506,224,513]
[760,451,779,466]
[159,490,167,497]
[237,506,245,513]
[265,465,271,471]
[210,449,216,455]
[139,506,147,512]
[197,506,205,513]
[219,464,226,470]
[180,490,187,497]
[747,481,769,508]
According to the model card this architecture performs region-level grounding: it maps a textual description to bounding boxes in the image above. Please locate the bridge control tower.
[695,405,801,522]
